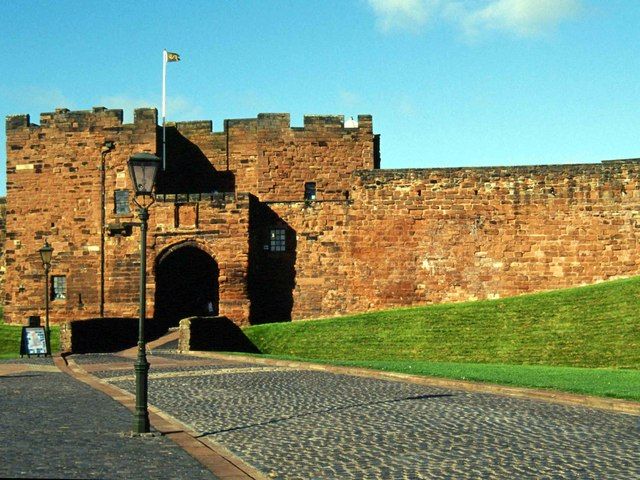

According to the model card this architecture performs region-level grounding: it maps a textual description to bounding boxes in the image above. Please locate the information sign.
[20,327,49,357]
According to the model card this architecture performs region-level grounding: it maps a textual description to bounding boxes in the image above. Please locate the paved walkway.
[71,349,640,479]
[0,357,218,480]
[2,349,639,479]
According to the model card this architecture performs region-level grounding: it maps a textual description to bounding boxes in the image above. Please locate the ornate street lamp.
[38,240,53,356]
[128,152,161,434]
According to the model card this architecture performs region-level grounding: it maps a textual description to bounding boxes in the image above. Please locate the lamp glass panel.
[39,244,53,266]
[129,157,160,195]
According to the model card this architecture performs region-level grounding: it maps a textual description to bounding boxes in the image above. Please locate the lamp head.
[128,153,161,196]
[39,240,53,268]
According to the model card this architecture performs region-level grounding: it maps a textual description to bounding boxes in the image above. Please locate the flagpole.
[162,49,167,171]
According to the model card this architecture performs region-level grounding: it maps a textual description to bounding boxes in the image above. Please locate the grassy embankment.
[0,307,60,358]
[244,277,640,401]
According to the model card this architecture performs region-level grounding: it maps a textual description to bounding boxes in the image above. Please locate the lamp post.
[38,240,53,356]
[128,152,161,434]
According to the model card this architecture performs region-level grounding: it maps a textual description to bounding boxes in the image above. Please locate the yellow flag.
[166,51,180,62]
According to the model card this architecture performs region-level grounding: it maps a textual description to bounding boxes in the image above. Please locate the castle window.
[304,182,316,201]
[51,275,67,300]
[270,228,286,252]
[114,189,131,215]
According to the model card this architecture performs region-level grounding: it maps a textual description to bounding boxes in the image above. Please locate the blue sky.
[2,1,639,195]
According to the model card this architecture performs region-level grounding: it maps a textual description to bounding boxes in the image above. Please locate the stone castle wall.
[263,162,640,320]
[3,108,375,326]
[5,108,157,325]
[0,197,6,295]
[168,113,375,201]
[350,165,640,305]
[5,106,640,329]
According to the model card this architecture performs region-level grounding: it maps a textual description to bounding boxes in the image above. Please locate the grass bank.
[244,277,640,400]
[0,317,60,358]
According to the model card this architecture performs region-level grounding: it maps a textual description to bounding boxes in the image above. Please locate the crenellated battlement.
[5,114,31,130]
[39,107,124,129]
[170,112,373,134]
[220,112,373,134]
[7,108,372,137]
[5,106,158,132]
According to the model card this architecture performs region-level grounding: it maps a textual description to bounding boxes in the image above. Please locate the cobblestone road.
[0,357,218,480]
[84,351,640,480]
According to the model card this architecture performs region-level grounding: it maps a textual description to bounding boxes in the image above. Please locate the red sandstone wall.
[267,162,640,320]
[5,108,251,326]
[150,194,251,324]
[0,198,6,294]
[262,201,353,319]
[6,105,640,328]
[167,113,375,202]
[4,107,156,325]
[351,164,640,306]
[255,114,374,201]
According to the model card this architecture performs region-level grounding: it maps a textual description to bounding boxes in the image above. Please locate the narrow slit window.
[51,275,67,300]
[114,189,131,215]
[304,182,316,201]
[270,228,286,252]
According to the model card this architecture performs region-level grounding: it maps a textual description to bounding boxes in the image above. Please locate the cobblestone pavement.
[82,351,640,480]
[0,357,218,480]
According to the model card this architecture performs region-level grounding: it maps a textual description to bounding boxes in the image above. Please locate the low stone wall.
[178,316,259,353]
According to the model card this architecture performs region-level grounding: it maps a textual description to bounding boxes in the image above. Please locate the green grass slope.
[0,315,60,358]
[245,276,640,369]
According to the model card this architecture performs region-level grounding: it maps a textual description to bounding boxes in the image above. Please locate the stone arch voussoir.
[154,238,217,272]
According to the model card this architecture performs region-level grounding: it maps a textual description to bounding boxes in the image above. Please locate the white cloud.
[368,0,582,37]
[451,0,582,38]
[339,89,361,107]
[25,87,75,110]
[166,95,205,120]
[367,0,438,32]
[0,86,75,112]
[397,95,418,116]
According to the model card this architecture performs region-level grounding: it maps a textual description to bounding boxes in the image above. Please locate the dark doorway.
[154,245,219,328]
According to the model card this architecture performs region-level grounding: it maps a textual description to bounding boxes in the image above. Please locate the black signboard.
[20,327,49,357]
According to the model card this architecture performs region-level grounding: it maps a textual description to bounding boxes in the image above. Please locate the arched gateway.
[154,243,219,328]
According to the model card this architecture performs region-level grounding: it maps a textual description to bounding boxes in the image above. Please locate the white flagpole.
[162,49,167,170]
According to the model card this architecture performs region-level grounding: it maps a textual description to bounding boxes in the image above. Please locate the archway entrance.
[154,245,219,328]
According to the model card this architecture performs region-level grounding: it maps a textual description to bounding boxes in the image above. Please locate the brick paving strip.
[0,363,59,375]
[55,354,268,480]
[181,351,640,416]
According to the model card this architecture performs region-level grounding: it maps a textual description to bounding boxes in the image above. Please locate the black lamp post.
[128,152,161,434]
[38,240,53,356]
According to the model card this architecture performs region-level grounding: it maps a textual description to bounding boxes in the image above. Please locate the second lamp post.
[38,240,53,356]
[128,152,161,434]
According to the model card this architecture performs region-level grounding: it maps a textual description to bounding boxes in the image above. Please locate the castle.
[5,106,640,333]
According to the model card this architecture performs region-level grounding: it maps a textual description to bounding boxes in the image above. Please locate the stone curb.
[53,354,268,480]
[178,351,640,417]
